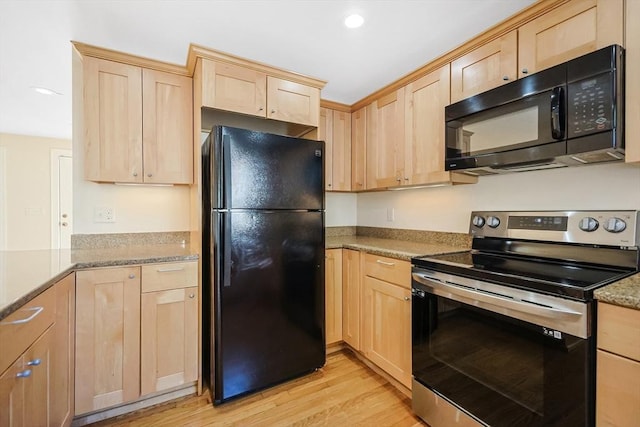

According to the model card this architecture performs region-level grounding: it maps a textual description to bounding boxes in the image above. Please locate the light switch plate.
[94,207,115,223]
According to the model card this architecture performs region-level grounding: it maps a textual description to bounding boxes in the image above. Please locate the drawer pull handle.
[27,359,41,366]
[0,306,43,325]
[376,260,395,266]
[157,267,185,273]
[16,369,32,378]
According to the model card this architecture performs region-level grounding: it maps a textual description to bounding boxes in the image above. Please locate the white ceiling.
[0,0,535,140]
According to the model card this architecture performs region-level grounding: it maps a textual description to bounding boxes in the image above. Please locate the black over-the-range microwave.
[445,45,624,175]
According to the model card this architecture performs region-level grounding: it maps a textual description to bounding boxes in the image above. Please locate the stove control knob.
[486,216,501,228]
[604,217,627,233]
[472,215,485,228]
[578,217,599,232]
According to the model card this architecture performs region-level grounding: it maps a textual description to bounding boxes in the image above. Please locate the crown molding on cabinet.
[320,100,351,112]
[186,43,326,89]
[350,0,571,111]
[71,41,191,76]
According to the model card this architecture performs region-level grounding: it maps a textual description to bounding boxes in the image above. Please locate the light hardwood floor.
[92,350,425,426]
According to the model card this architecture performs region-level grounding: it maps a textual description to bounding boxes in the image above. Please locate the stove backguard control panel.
[470,210,640,247]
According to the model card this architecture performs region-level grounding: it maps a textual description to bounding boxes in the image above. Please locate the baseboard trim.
[71,383,197,426]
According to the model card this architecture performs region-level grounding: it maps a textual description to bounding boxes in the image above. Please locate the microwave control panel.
[567,73,614,137]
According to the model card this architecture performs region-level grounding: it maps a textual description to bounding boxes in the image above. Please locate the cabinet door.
[75,267,141,415]
[0,357,25,426]
[83,56,143,183]
[24,327,53,427]
[363,276,411,388]
[319,107,334,191]
[325,249,343,345]
[404,64,451,185]
[142,69,193,184]
[596,350,640,427]
[331,110,352,192]
[342,249,361,350]
[518,0,623,77]
[366,89,405,189]
[141,287,198,395]
[267,76,320,127]
[200,59,267,118]
[351,107,367,191]
[451,31,517,102]
[52,274,75,427]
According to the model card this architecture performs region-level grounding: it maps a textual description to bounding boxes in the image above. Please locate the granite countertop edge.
[593,272,640,310]
[0,250,200,322]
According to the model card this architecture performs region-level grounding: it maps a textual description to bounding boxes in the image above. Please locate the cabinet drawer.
[597,302,640,361]
[141,261,198,293]
[364,254,410,289]
[0,286,56,373]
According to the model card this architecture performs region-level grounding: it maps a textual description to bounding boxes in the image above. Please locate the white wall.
[357,163,640,233]
[0,133,72,249]
[326,193,357,226]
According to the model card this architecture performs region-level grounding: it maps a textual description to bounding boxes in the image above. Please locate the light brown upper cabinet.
[320,107,352,192]
[405,64,475,186]
[81,56,193,184]
[366,88,406,189]
[518,0,623,77]
[200,59,320,127]
[451,31,517,103]
[351,107,367,191]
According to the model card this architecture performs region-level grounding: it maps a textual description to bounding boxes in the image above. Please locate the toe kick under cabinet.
[74,261,198,416]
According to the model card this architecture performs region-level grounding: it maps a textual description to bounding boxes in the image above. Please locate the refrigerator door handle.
[223,213,232,287]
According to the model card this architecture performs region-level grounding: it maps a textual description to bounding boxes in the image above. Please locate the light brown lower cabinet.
[342,249,361,350]
[141,263,198,396]
[596,302,640,426]
[325,249,343,345]
[1,275,73,427]
[75,261,199,415]
[75,266,141,415]
[362,254,412,389]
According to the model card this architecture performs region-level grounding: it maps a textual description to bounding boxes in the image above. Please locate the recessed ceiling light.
[31,86,62,96]
[344,14,364,29]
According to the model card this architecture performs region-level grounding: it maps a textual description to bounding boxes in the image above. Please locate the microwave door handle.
[551,86,565,139]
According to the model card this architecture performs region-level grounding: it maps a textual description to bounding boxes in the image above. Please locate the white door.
[51,150,72,249]
[0,147,6,250]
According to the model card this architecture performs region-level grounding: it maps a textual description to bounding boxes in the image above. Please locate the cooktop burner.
[412,250,636,301]
[412,210,640,301]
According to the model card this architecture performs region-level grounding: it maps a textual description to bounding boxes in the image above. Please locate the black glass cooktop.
[412,250,637,301]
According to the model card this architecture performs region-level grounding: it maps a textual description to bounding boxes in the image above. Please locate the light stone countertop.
[0,244,198,322]
[594,272,640,310]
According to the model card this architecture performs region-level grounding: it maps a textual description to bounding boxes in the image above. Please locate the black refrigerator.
[202,126,325,404]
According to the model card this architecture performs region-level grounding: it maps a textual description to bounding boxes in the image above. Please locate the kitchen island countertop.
[0,244,198,322]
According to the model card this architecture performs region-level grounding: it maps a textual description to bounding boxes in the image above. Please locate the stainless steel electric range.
[411,210,640,427]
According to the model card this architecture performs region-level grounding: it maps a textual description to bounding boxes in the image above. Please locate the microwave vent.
[497,162,567,173]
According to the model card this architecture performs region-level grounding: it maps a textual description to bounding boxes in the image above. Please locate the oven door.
[412,270,595,427]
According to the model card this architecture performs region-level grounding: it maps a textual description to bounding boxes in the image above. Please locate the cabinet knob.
[189,293,195,299]
[27,358,41,366]
[521,68,529,75]
[328,183,332,187]
[503,75,509,81]
[128,274,135,279]
[259,107,264,111]
[396,178,402,182]
[404,296,411,301]
[271,109,276,114]
[133,172,138,177]
[147,173,153,178]
[16,369,31,378]
[404,177,409,181]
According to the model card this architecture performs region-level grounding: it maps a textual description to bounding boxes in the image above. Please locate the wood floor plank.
[91,350,424,426]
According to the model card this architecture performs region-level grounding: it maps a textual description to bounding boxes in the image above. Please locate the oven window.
[412,292,593,427]
[461,106,539,153]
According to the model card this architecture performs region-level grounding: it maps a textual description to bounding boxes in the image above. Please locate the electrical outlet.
[386,208,395,222]
[94,207,115,223]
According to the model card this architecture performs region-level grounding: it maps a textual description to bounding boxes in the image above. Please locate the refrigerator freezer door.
[214,211,325,403]
[212,126,324,210]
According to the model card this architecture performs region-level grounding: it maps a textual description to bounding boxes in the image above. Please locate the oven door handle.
[412,272,584,320]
